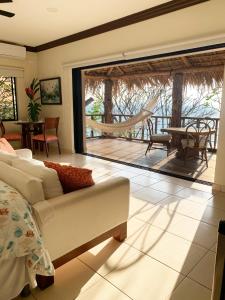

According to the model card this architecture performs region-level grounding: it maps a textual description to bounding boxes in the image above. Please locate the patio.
[86,138,216,184]
[84,50,224,185]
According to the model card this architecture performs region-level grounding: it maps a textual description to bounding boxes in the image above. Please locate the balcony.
[86,114,219,184]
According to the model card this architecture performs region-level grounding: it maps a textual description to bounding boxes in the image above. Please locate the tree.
[85,85,104,121]
[0,77,16,120]
[85,81,222,131]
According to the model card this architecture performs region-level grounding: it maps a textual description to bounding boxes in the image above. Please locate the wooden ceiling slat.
[85,64,224,80]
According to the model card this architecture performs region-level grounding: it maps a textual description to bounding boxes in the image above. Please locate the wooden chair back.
[0,120,6,137]
[44,117,60,136]
[185,121,211,149]
[204,117,216,130]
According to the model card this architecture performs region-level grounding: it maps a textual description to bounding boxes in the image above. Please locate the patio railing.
[86,114,220,150]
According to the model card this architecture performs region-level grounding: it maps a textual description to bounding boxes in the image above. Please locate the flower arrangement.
[25,78,41,122]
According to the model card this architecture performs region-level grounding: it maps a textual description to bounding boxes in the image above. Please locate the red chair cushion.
[4,133,21,141]
[33,134,58,142]
[44,161,95,193]
[0,138,16,154]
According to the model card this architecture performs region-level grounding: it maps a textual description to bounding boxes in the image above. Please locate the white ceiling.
[0,0,170,46]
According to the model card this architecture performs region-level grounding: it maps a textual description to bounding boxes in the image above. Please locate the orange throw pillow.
[0,138,16,154]
[44,161,95,194]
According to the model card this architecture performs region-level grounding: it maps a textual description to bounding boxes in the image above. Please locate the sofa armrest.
[33,201,55,225]
[34,177,130,260]
[15,149,33,159]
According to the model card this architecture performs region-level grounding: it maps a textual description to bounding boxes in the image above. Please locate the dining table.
[161,127,216,158]
[15,120,44,149]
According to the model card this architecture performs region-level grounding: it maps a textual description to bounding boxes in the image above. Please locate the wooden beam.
[180,64,224,74]
[85,64,224,80]
[116,66,125,75]
[85,71,170,80]
[107,67,114,76]
[181,56,192,67]
[147,62,155,71]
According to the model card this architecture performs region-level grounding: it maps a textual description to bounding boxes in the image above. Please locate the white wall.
[214,66,225,191]
[0,52,38,135]
[37,0,225,153]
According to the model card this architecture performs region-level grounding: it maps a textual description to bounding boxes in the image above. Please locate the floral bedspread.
[0,180,54,287]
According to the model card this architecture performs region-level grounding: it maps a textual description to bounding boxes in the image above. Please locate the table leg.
[22,124,32,149]
[21,124,27,148]
[27,132,32,149]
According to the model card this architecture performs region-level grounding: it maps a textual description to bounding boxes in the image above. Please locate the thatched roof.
[84,50,225,93]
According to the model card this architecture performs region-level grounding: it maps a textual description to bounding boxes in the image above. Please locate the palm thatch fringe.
[85,50,225,95]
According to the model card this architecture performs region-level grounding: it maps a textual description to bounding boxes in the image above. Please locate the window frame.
[0,77,18,122]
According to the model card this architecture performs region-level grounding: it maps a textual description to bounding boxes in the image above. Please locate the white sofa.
[0,148,130,292]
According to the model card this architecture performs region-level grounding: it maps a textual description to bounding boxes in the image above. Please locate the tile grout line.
[158,206,218,227]
[186,248,214,278]
[128,214,216,252]
[134,200,218,228]
[122,237,206,279]
[76,257,134,300]
[84,153,213,186]
[186,248,215,290]
[77,239,189,298]
[88,153,215,193]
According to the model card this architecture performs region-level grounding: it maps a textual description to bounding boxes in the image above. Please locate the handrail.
[86,114,220,150]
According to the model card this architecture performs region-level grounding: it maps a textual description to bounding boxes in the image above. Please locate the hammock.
[86,95,158,134]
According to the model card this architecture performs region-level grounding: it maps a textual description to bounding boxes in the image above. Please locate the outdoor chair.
[0,119,22,143]
[145,118,172,156]
[186,118,215,150]
[32,117,61,157]
[204,118,216,150]
[181,121,211,167]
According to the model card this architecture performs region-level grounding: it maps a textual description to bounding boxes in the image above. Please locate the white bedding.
[0,180,54,300]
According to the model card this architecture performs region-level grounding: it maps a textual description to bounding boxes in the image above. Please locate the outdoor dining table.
[161,127,216,158]
[15,120,44,149]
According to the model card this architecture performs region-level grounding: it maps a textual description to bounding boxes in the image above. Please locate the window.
[0,76,18,121]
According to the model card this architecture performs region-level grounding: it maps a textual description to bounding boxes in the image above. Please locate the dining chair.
[145,118,172,156]
[181,121,211,167]
[32,117,61,157]
[204,118,216,150]
[0,119,22,143]
[186,118,215,150]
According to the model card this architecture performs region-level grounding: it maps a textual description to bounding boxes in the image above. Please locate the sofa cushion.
[0,161,45,205]
[14,148,33,160]
[12,158,63,199]
[0,150,17,165]
[44,161,95,193]
[0,138,16,154]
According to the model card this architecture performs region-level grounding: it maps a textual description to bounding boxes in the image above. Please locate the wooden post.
[103,79,113,137]
[104,79,113,124]
[171,73,184,127]
[171,73,184,146]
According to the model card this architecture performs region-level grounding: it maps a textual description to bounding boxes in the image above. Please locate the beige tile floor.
[86,138,216,183]
[15,151,225,300]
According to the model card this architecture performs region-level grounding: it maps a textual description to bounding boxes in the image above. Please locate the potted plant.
[25,78,41,122]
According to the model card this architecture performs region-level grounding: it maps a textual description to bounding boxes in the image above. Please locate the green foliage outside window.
[0,77,17,121]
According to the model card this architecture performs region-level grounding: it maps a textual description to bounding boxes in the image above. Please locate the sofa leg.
[36,275,54,290]
[113,222,127,242]
[20,284,31,297]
